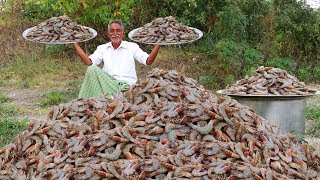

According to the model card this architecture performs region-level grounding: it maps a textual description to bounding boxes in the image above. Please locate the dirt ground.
[2,85,320,150]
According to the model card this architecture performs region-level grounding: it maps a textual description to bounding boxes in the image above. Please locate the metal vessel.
[217,90,320,140]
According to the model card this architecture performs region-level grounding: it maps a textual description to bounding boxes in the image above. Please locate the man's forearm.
[146,45,160,65]
[73,43,92,66]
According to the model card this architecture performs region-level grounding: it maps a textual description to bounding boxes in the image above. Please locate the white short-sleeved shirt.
[88,41,149,85]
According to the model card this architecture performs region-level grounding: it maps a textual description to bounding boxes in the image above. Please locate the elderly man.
[73,20,160,99]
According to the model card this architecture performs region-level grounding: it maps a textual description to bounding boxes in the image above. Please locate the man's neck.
[111,41,122,49]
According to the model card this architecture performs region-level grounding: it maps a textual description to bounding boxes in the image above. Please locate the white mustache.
[111,35,121,38]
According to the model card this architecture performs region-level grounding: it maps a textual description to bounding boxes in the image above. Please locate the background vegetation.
[0,0,319,146]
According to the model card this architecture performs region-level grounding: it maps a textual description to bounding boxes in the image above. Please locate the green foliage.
[306,105,320,137]
[297,66,312,82]
[224,74,236,84]
[238,0,271,44]
[199,75,214,87]
[213,39,263,79]
[315,66,320,81]
[132,0,206,27]
[243,48,263,75]
[38,90,65,107]
[213,4,248,41]
[273,0,320,69]
[265,57,296,73]
[0,118,29,148]
[22,0,64,21]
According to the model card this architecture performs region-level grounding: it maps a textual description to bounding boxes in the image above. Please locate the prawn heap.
[131,16,199,44]
[0,68,319,179]
[221,66,318,95]
[25,15,94,43]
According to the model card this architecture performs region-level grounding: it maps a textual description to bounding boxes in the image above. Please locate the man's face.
[108,23,124,44]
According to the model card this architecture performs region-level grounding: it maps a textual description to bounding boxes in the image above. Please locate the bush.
[22,0,64,21]
[265,57,296,73]
[297,67,312,82]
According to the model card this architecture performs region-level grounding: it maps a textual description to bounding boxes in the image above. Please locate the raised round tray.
[22,26,97,44]
[216,90,320,99]
[128,27,203,45]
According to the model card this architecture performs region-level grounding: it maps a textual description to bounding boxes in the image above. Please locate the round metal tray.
[22,26,97,44]
[128,27,203,45]
[216,90,320,99]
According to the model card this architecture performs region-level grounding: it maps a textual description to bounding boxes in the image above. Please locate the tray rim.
[216,90,320,98]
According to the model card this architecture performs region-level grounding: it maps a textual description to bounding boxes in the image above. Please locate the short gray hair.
[108,20,124,32]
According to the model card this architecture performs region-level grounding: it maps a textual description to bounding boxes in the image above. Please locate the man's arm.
[73,43,92,66]
[146,45,160,65]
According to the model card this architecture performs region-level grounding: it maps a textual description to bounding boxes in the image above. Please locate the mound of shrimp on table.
[0,68,319,179]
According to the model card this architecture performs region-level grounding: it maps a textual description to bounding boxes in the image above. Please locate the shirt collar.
[106,41,128,49]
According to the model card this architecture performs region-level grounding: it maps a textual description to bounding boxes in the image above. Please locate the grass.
[306,105,320,137]
[0,103,20,117]
[0,54,85,89]
[0,91,28,148]
[0,91,11,103]
[38,89,79,107]
[0,118,29,147]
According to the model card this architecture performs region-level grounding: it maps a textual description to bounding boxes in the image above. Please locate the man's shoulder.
[122,41,139,48]
[97,42,112,49]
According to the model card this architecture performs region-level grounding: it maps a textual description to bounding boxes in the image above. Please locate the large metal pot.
[217,91,319,140]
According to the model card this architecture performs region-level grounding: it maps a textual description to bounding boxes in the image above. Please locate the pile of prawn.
[25,15,94,43]
[221,66,318,95]
[0,68,319,179]
[131,16,199,44]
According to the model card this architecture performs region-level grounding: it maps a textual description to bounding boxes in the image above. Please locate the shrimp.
[210,162,232,175]
[140,159,160,172]
[121,126,141,145]
[107,101,124,119]
[164,123,183,133]
[192,163,208,176]
[27,120,45,137]
[174,167,193,178]
[123,144,140,160]
[97,143,123,160]
[35,126,53,134]
[220,147,240,159]
[25,135,43,156]
[168,129,188,146]
[133,146,145,159]
[95,170,114,178]
[123,161,139,176]
[53,150,68,164]
[218,97,232,124]
[187,119,215,135]
[137,78,156,94]
[115,111,137,119]
[180,142,200,156]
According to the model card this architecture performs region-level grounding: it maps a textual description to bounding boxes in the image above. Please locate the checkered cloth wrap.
[78,65,129,99]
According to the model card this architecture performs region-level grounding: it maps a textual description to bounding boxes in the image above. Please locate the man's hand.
[73,43,92,66]
[146,45,160,65]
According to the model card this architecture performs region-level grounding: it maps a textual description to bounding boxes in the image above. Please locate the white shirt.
[88,41,149,85]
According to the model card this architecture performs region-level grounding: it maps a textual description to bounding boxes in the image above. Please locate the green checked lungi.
[78,65,130,99]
